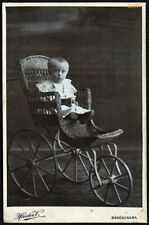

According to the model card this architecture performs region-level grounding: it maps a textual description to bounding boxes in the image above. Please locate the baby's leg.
[64,110,94,123]
[64,112,79,120]
[78,110,95,124]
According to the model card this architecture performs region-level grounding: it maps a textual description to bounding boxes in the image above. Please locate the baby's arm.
[36,80,53,93]
[64,79,78,105]
[71,97,78,105]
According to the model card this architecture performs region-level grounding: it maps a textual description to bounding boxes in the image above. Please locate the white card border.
[2,2,147,223]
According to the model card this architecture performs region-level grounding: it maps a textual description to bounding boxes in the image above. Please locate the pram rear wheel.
[54,131,92,183]
[90,155,133,206]
[8,129,57,198]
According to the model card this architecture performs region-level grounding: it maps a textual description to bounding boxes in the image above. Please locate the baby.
[36,57,94,123]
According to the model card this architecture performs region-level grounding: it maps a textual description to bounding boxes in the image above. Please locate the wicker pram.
[8,55,133,206]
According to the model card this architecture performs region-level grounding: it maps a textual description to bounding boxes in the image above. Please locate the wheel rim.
[8,129,57,198]
[90,155,133,206]
[53,131,92,183]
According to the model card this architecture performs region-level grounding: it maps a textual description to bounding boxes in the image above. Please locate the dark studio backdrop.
[6,6,142,206]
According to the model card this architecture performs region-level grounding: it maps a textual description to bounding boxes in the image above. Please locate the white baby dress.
[36,79,90,117]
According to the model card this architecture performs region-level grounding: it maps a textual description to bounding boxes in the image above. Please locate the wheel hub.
[26,159,37,168]
[72,148,81,155]
[110,174,117,183]
[102,175,117,185]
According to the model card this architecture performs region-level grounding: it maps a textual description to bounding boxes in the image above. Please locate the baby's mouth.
[56,77,63,82]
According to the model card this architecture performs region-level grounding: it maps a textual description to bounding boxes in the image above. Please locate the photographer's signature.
[14,209,45,221]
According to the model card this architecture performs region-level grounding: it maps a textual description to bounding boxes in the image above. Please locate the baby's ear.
[47,67,51,73]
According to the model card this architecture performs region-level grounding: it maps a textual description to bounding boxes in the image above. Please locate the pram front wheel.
[8,129,57,198]
[53,131,92,183]
[90,155,133,206]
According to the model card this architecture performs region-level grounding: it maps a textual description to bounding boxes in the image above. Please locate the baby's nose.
[58,71,63,76]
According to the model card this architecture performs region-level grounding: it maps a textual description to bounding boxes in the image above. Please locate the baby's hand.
[71,98,78,106]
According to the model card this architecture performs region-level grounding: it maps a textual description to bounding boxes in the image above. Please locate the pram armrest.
[76,88,92,110]
[28,91,63,117]
[35,91,61,110]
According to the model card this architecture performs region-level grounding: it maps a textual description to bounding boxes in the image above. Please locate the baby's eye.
[62,70,66,73]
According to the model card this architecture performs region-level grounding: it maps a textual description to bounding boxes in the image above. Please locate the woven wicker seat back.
[19,55,51,95]
[18,55,61,126]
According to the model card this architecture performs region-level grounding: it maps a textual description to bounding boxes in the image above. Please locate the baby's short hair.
[48,57,69,70]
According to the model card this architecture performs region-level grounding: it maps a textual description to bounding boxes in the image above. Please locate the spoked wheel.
[53,131,92,183]
[8,129,57,198]
[90,155,133,206]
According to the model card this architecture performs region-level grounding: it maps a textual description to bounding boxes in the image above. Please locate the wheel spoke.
[28,131,33,158]
[36,167,49,192]
[9,152,27,161]
[10,165,27,173]
[113,183,122,203]
[93,183,101,190]
[115,173,128,180]
[97,159,106,179]
[31,143,41,159]
[54,140,71,153]
[36,165,55,176]
[32,168,37,197]
[32,145,41,160]
[19,168,31,188]
[57,137,71,152]
[35,154,54,163]
[61,147,72,152]
[99,174,106,179]
[114,182,129,191]
[105,184,110,203]
[59,140,70,147]
[78,155,89,175]
[62,154,75,173]
[79,152,94,162]
[33,138,43,159]
[56,151,72,158]
[27,132,41,160]
[110,158,117,176]
[75,155,78,182]
[101,158,110,175]
[59,140,70,149]
[15,137,28,159]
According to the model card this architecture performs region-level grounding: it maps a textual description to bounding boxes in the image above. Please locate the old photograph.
[3,2,147,223]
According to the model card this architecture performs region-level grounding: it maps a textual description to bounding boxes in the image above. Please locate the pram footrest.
[96,129,123,140]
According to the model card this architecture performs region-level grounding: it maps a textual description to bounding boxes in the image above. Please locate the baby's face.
[50,61,69,83]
